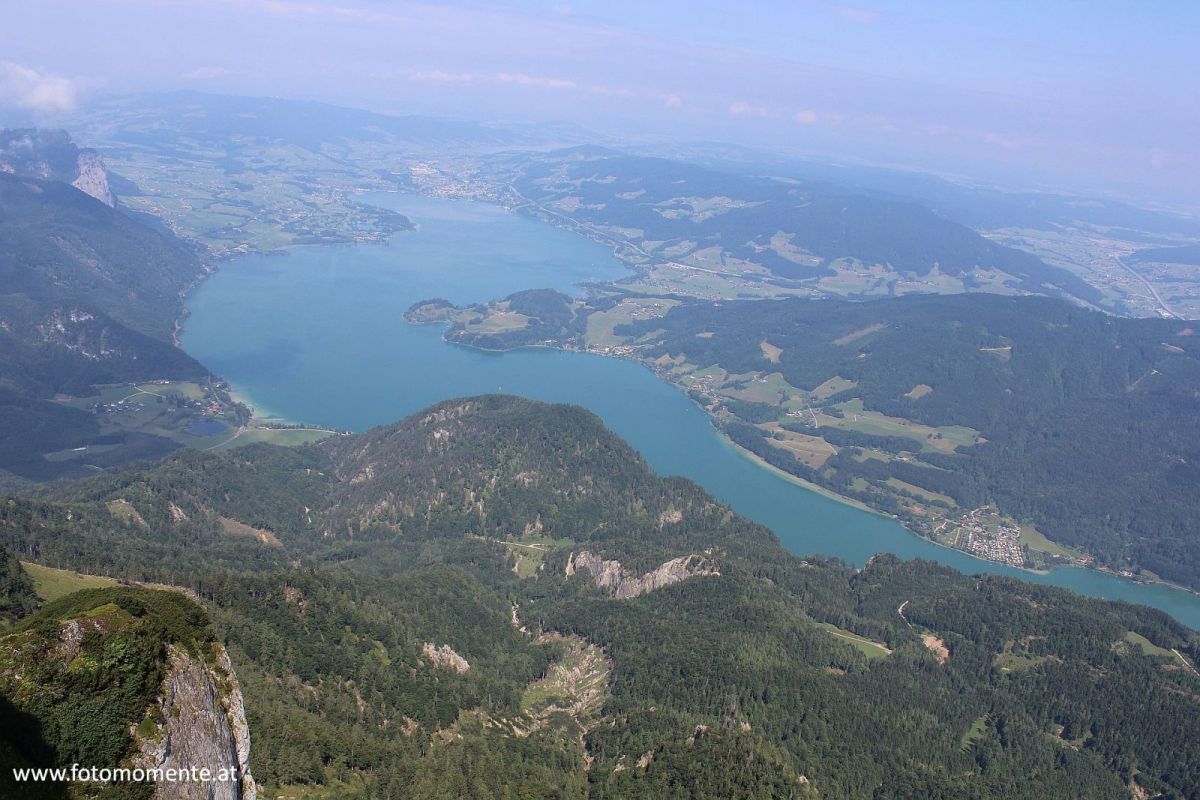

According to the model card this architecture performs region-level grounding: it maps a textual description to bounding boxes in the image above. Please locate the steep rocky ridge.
[0,587,256,799]
[71,149,116,207]
[132,643,257,800]
[0,128,114,206]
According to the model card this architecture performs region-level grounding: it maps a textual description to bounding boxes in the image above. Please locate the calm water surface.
[181,192,1200,629]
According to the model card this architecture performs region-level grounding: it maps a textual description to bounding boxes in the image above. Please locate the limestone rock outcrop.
[71,149,115,207]
[566,550,718,599]
[132,643,257,800]
[422,642,471,673]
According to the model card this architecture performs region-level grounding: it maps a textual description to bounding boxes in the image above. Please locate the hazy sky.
[2,0,1197,207]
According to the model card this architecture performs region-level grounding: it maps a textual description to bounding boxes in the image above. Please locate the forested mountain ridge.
[0,166,203,343]
[0,131,218,481]
[479,148,1101,303]
[666,144,1200,238]
[4,396,1198,798]
[415,285,1200,589]
[607,293,1200,588]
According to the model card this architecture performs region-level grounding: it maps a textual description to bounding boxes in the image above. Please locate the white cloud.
[795,109,845,126]
[221,0,405,25]
[663,94,683,110]
[409,70,474,84]
[496,72,577,90]
[983,131,1019,149]
[586,84,634,97]
[728,100,769,117]
[837,6,879,24]
[183,66,234,81]
[0,62,79,112]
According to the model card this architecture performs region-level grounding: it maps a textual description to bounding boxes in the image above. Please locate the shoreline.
[715,418,883,516]
[715,417,1059,578]
[437,324,1197,593]
[171,194,1200,605]
[223,384,338,432]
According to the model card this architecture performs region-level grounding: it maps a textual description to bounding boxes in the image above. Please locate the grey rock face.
[422,642,471,673]
[566,550,719,599]
[71,150,115,207]
[132,643,257,800]
[0,129,115,206]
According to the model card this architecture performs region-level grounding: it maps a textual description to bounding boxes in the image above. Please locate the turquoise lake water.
[181,192,1200,629]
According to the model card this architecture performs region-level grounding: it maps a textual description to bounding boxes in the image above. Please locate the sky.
[2,0,1197,208]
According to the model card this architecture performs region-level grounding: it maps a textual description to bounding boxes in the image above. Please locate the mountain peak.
[0,128,115,206]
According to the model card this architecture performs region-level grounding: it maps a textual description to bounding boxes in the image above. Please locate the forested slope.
[2,396,1196,798]
[494,149,1100,302]
[0,148,211,479]
[617,293,1200,588]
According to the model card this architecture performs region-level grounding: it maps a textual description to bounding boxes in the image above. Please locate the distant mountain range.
[634,141,1200,241]
[485,146,1104,304]
[73,91,601,154]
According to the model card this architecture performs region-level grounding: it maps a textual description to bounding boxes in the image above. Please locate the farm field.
[82,128,414,256]
[812,398,982,453]
[583,297,679,348]
[500,534,574,579]
[758,422,837,469]
[1017,524,1088,560]
[209,427,336,450]
[615,264,815,301]
[51,380,245,452]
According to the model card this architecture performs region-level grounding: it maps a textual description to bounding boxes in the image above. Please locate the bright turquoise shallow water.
[181,192,1200,629]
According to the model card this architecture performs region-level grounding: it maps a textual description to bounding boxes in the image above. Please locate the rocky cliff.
[0,586,256,799]
[132,643,257,800]
[565,550,719,599]
[71,148,116,207]
[0,128,114,205]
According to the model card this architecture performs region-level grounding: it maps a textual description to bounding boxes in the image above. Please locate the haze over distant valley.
[2,4,1199,798]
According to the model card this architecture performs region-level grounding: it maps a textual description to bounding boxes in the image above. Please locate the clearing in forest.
[760,340,783,363]
[21,562,119,602]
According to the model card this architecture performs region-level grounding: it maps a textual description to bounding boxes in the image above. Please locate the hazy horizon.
[2,0,1197,211]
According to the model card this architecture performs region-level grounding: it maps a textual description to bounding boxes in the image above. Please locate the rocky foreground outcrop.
[566,550,719,599]
[0,587,256,800]
[132,643,257,800]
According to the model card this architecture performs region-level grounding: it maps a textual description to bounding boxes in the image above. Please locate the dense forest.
[0,543,37,624]
[616,293,1200,589]
[2,396,1197,798]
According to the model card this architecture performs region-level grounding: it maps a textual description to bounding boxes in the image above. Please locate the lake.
[181,192,1200,629]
